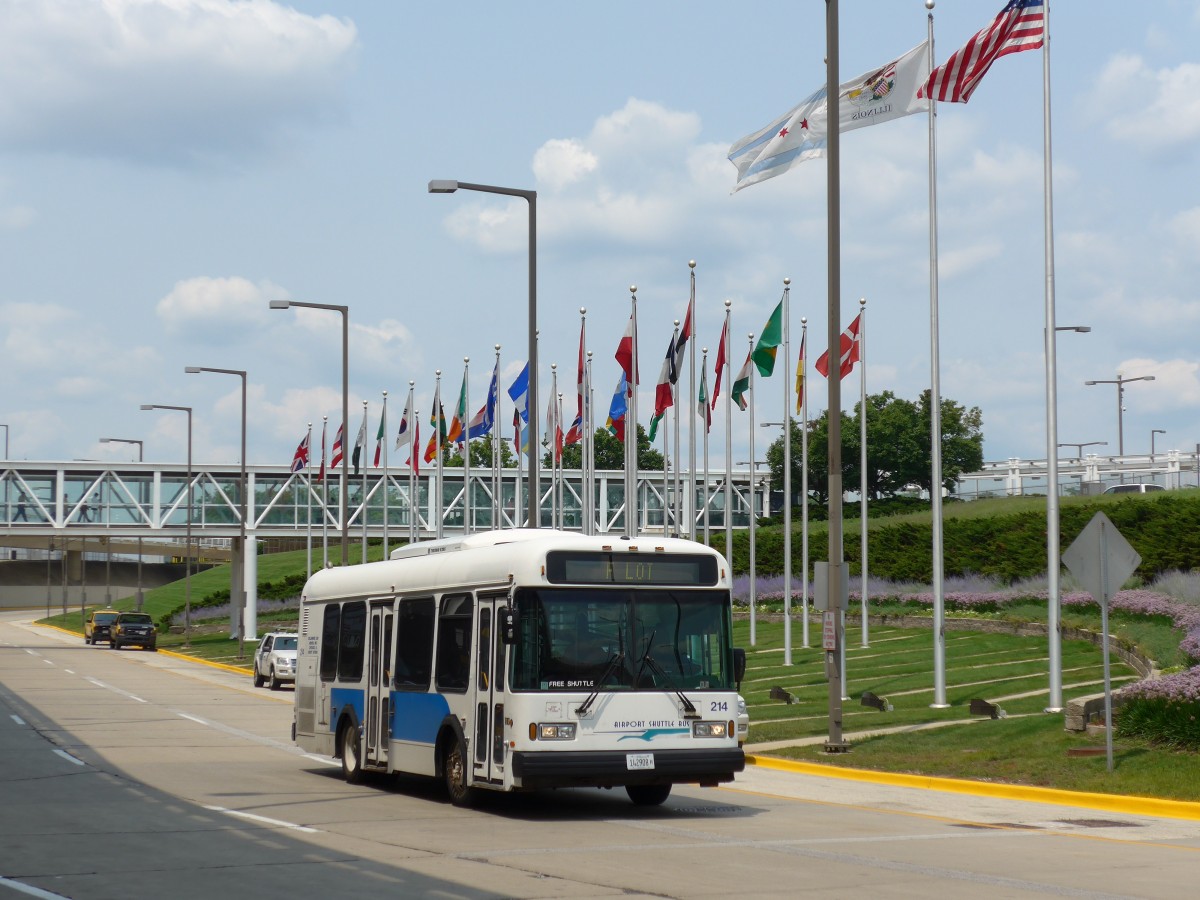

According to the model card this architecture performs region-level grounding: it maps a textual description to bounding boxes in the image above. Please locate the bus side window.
[394,597,435,690]
[338,601,367,682]
[436,593,473,693]
[319,604,340,682]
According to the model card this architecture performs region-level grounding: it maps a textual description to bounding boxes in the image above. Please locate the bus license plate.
[626,753,654,770]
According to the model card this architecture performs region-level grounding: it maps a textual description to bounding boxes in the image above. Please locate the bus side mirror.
[500,608,518,645]
[733,647,746,688]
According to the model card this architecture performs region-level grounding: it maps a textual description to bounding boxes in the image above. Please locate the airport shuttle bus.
[293,529,746,806]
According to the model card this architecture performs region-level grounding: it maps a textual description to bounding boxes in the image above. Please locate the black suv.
[111,613,157,651]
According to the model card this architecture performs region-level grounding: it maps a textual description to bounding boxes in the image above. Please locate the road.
[2,611,1198,899]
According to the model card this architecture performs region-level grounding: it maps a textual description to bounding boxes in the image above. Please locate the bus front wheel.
[443,739,475,807]
[626,784,671,806]
[340,723,363,784]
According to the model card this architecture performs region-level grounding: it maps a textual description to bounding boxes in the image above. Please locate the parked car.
[253,632,298,690]
[110,612,157,651]
[1103,483,1165,494]
[85,609,120,646]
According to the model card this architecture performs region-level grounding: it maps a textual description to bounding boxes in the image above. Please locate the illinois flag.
[729,41,930,192]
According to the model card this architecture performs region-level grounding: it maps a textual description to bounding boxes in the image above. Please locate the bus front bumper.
[511,748,744,789]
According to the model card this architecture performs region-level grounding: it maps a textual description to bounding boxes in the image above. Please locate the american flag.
[919,0,1044,104]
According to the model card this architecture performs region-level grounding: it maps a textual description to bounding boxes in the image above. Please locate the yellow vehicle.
[85,609,120,646]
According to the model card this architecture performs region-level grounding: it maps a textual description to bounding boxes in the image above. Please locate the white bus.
[293,529,746,806]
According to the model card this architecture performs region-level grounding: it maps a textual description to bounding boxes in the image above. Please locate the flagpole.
[515,404,523,529]
[747,333,757,648]
[361,399,369,563]
[412,406,421,542]
[1042,0,1063,713]
[493,345,501,530]
[927,2,949,709]
[671,320,681,534]
[585,348,594,535]
[463,357,472,536]
[723,300,733,588]
[434,370,444,540]
[406,382,415,545]
[549,363,558,528]
[688,261,697,539]
[859,297,868,646]
[701,348,710,545]
[801,319,810,647]
[557,391,565,527]
[305,422,312,580]
[627,286,639,537]
[322,416,329,567]
[381,392,388,558]
[782,277,793,666]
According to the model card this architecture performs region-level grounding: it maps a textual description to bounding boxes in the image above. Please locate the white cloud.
[0,0,358,166]
[1168,206,1200,245]
[0,204,35,229]
[1115,357,1200,410]
[155,275,283,339]
[1087,53,1200,157]
[532,138,597,190]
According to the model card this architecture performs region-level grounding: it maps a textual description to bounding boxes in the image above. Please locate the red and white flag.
[614,311,638,387]
[814,314,862,381]
[318,421,327,482]
[330,423,344,469]
[918,0,1044,104]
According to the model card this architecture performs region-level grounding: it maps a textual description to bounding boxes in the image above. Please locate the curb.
[746,754,1200,821]
[33,622,254,676]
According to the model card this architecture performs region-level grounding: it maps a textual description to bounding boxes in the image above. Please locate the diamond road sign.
[1062,512,1141,606]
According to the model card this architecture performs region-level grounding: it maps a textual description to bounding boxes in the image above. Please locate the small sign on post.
[1062,512,1140,773]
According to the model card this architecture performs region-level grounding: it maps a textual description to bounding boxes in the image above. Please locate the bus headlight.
[535,723,577,741]
[692,721,729,738]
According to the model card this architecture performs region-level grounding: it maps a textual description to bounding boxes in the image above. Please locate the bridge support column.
[229,538,243,641]
[243,537,257,641]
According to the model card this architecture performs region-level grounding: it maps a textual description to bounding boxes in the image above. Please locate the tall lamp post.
[186,366,250,654]
[1151,429,1166,462]
[141,404,192,647]
[100,438,144,611]
[270,300,349,564]
[1084,374,1156,456]
[1,423,8,457]
[428,179,539,528]
[1045,324,1091,713]
[1057,440,1106,460]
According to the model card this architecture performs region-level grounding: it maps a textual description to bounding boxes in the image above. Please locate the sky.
[2,0,1199,476]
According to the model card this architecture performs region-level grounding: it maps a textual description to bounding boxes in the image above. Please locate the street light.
[1151,429,1166,461]
[141,404,192,647]
[429,179,538,528]
[1057,440,1107,460]
[1083,374,1156,456]
[270,300,349,563]
[100,438,144,611]
[186,365,250,653]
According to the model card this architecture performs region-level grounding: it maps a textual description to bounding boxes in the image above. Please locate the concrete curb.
[746,753,1200,821]
[34,622,254,676]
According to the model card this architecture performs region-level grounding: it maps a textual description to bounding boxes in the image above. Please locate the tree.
[441,437,517,469]
[554,425,663,471]
[766,390,984,503]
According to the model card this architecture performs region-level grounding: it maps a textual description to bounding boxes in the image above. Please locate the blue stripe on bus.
[391,693,452,743]
[329,687,364,733]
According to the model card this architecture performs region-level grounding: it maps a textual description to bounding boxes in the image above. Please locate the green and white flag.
[731,352,754,411]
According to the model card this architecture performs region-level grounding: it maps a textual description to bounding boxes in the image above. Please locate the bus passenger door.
[472,593,508,785]
[366,602,394,768]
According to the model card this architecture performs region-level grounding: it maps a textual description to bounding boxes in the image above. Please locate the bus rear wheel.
[340,723,363,784]
[626,784,671,806]
[443,739,475,807]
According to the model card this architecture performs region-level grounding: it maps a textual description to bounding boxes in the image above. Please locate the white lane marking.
[42,658,53,665]
[203,805,319,833]
[64,669,75,675]
[83,676,146,703]
[10,714,25,725]
[24,649,39,657]
[0,875,72,898]
[52,749,85,766]
[305,753,340,767]
[177,712,207,725]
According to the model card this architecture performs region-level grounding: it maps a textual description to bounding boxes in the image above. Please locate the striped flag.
[648,332,676,442]
[731,352,754,411]
[697,360,711,433]
[373,399,386,466]
[919,0,1044,104]
[330,423,344,469]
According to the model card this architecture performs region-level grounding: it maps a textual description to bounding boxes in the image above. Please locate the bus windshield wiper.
[575,650,624,718]
[637,638,697,717]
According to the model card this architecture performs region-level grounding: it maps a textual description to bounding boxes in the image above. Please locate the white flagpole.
[859,297,868,646]
[782,278,793,666]
[515,401,523,529]
[549,363,559,528]
[557,390,564,528]
[493,345,501,530]
[801,319,810,647]
[463,357,472,535]
[434,370,444,540]
[1043,0,1064,713]
[627,286,639,537]
[406,382,415,545]
[927,5,949,709]
[722,300,733,581]
[747,333,757,648]
[381,391,388,558]
[305,422,312,580]
[672,319,681,535]
[701,348,710,545]
[321,416,328,567]
[585,349,594,535]
[361,399,369,563]
[688,261,697,540]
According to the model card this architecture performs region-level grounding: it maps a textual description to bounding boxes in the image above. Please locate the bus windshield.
[511,587,733,693]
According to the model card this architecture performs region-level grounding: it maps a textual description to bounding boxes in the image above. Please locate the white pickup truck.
[253,632,298,690]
